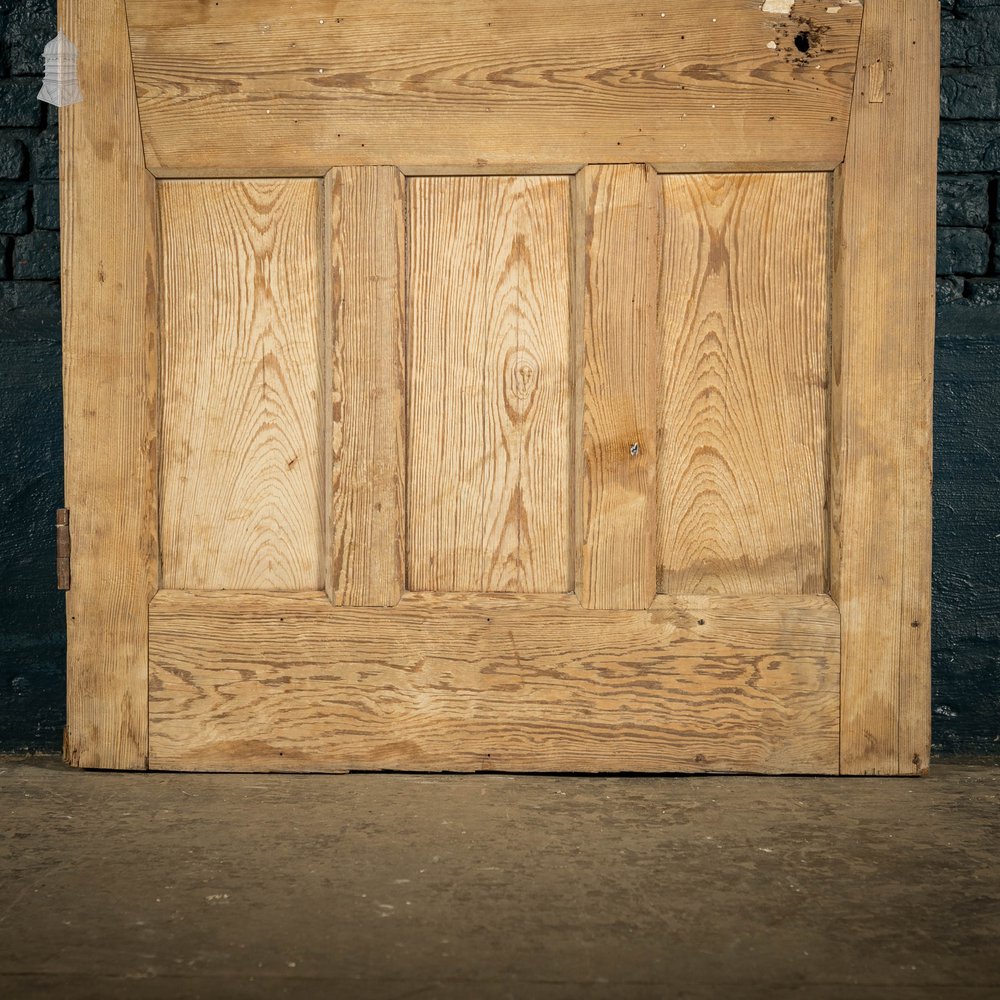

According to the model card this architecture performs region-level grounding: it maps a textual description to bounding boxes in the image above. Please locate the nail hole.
[794,31,811,53]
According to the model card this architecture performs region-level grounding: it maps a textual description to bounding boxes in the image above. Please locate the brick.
[29,127,58,181]
[938,175,990,227]
[12,230,59,280]
[6,0,56,76]
[967,277,1000,308]
[941,68,1000,120]
[939,121,1000,173]
[942,9,1000,66]
[32,181,58,230]
[955,0,1000,13]
[0,80,43,128]
[937,227,991,275]
[937,300,992,340]
[0,280,60,340]
[932,642,1000,754]
[937,284,1000,339]
[938,275,967,307]
[0,138,26,180]
[0,185,30,235]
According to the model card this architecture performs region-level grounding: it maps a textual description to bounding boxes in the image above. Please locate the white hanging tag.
[37,31,83,108]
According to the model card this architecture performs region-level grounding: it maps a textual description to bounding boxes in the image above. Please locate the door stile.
[831,0,938,775]
[61,0,158,769]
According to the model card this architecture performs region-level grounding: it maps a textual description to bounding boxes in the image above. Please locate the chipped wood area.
[125,0,863,174]
[149,591,841,775]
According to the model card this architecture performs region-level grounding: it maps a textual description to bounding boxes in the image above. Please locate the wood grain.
[325,167,406,606]
[149,590,841,774]
[407,176,572,593]
[575,164,660,610]
[832,0,938,775]
[159,180,324,590]
[60,0,157,769]
[124,0,862,174]
[657,173,830,595]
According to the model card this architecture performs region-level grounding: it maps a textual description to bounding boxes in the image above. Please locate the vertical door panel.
[159,179,324,590]
[657,173,830,595]
[574,164,661,610]
[407,176,573,593]
[325,166,406,607]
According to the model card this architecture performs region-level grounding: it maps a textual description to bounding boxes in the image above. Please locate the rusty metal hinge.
[56,508,71,591]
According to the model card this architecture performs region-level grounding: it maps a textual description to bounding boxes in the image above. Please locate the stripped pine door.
[61,0,937,774]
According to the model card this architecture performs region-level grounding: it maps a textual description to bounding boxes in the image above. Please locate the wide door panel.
[159,180,324,590]
[407,176,573,594]
[149,591,840,774]
[657,173,830,595]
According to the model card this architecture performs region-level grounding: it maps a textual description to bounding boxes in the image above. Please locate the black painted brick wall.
[0,1,997,754]
[0,0,63,751]
[937,0,1000,753]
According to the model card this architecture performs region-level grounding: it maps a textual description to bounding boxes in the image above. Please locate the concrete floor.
[1,758,998,1000]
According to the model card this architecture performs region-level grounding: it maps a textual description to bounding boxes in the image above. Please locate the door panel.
[657,173,830,595]
[149,591,841,774]
[407,176,573,594]
[159,179,325,590]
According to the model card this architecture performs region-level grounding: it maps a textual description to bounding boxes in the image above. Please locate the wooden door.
[60,0,938,775]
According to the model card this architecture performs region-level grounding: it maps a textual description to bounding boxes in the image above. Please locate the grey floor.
[1,756,999,999]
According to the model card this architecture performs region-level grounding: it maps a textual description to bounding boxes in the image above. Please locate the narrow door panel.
[574,164,660,610]
[325,167,406,607]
